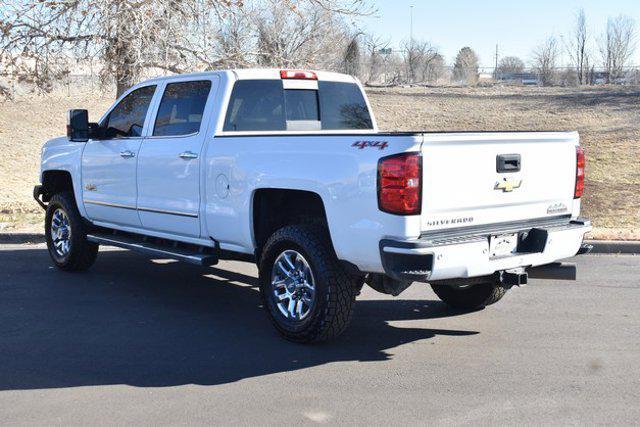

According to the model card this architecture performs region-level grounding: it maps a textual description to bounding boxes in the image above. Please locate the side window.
[103,85,156,138]
[318,81,373,130]
[223,80,285,132]
[153,80,212,137]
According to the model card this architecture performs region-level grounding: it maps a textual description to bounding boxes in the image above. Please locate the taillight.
[378,152,422,215]
[280,70,318,80]
[574,146,585,198]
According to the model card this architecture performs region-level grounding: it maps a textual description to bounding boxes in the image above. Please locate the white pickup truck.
[34,69,592,342]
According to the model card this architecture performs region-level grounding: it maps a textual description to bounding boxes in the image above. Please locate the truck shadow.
[0,248,478,390]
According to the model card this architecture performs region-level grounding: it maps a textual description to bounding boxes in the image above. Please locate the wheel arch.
[251,188,332,260]
[40,169,88,218]
[41,170,74,202]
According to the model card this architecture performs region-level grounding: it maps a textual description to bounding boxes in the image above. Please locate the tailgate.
[420,132,579,232]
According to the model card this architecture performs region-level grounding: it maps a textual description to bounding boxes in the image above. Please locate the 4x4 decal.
[352,140,388,150]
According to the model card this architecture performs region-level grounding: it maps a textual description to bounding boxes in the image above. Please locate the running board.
[87,233,218,266]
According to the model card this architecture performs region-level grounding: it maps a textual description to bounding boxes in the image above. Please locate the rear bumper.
[380,217,592,282]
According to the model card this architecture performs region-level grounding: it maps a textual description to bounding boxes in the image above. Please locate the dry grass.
[1,85,638,239]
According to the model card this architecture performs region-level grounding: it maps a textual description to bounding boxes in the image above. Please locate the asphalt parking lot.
[0,244,638,425]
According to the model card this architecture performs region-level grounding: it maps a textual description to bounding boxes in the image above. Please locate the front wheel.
[431,282,507,310]
[258,225,358,343]
[45,191,99,271]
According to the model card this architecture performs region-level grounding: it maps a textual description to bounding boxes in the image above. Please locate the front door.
[136,79,216,237]
[81,85,157,226]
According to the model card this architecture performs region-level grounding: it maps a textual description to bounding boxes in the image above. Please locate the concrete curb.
[0,233,45,244]
[586,240,640,255]
[1,233,637,254]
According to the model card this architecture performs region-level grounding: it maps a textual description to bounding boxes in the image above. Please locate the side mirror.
[67,109,89,142]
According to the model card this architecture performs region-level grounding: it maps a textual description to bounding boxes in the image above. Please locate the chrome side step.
[87,233,218,266]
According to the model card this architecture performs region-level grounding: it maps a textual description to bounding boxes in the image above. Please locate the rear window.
[223,79,372,132]
[318,81,373,130]
[284,89,320,131]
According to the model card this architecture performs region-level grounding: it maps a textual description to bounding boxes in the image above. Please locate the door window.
[103,85,156,138]
[153,81,212,137]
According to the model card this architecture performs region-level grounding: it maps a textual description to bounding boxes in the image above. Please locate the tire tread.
[431,281,507,310]
[259,224,357,343]
[45,191,98,271]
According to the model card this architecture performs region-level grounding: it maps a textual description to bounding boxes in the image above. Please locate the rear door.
[81,85,157,226]
[420,132,579,232]
[136,78,217,237]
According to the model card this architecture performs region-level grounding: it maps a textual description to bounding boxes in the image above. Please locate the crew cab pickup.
[34,69,592,342]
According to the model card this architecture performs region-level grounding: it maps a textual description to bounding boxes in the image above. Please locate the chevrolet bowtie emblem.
[494,178,522,192]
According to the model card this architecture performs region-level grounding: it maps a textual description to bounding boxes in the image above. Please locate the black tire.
[45,191,99,271]
[430,282,507,310]
[258,224,358,343]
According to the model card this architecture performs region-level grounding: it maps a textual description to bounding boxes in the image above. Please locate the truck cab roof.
[137,69,359,87]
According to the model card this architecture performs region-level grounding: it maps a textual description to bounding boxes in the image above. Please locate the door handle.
[179,151,198,160]
[120,150,135,158]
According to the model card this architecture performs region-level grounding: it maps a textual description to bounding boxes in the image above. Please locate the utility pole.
[408,5,415,83]
[494,43,499,80]
[410,5,414,47]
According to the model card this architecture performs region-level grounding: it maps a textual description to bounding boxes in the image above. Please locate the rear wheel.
[431,282,507,310]
[259,224,357,343]
[45,191,99,271]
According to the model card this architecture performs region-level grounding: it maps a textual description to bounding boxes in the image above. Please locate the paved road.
[0,244,638,425]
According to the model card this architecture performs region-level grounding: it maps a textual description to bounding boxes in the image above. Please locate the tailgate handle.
[496,154,521,173]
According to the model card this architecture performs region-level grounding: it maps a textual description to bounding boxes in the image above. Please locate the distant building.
[592,71,609,85]
[478,72,494,82]
[497,72,539,86]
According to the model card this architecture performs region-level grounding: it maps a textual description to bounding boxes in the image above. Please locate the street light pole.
[410,5,414,47]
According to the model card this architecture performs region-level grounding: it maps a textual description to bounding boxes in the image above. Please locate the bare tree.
[402,39,418,83]
[452,47,479,85]
[599,15,637,83]
[0,1,235,97]
[564,9,589,85]
[402,39,439,84]
[255,0,351,69]
[532,37,559,86]
[415,45,442,83]
[291,0,371,14]
[422,52,445,83]
[203,10,254,69]
[0,0,370,97]
[497,56,525,74]
[361,33,390,84]
[342,33,361,77]
[376,50,406,86]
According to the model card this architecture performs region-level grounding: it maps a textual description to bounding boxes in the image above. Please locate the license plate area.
[489,233,519,258]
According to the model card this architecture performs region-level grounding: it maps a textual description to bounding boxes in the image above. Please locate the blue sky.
[357,0,640,67]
